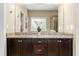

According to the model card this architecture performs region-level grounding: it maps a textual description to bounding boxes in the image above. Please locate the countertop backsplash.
[6,32,73,38]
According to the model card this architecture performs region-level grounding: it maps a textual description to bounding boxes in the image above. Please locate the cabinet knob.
[18,40,22,43]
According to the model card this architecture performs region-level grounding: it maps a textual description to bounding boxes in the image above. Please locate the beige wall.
[63,4,74,34]
[6,4,16,33]
[0,3,6,56]
[74,4,79,56]
[58,4,74,34]
[58,4,64,33]
[28,10,58,32]
[28,10,58,17]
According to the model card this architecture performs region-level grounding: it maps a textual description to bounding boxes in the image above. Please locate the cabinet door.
[7,38,22,56]
[7,38,32,56]
[48,39,59,56]
[59,39,73,56]
[22,38,32,56]
[32,38,48,56]
[7,38,14,56]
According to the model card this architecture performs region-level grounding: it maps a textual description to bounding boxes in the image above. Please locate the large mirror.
[6,4,58,34]
[6,4,74,34]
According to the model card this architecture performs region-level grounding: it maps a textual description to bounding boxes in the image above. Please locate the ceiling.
[25,3,59,10]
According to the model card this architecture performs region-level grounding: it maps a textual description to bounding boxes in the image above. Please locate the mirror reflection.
[6,4,73,34]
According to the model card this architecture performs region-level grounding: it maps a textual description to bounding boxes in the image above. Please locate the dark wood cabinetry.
[32,39,48,56]
[7,38,73,56]
[22,39,32,56]
[48,38,73,56]
[48,39,59,56]
[7,38,32,56]
[59,39,72,56]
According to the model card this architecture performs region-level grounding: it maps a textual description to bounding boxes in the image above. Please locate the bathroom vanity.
[5,4,74,56]
[7,34,73,56]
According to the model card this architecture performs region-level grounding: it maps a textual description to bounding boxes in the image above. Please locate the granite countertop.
[6,33,73,38]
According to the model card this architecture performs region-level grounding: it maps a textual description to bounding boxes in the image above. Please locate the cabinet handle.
[37,49,42,52]
[57,40,62,43]
[18,40,22,43]
[38,41,42,43]
[60,40,62,42]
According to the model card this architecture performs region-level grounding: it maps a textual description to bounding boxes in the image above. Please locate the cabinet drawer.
[32,38,47,44]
